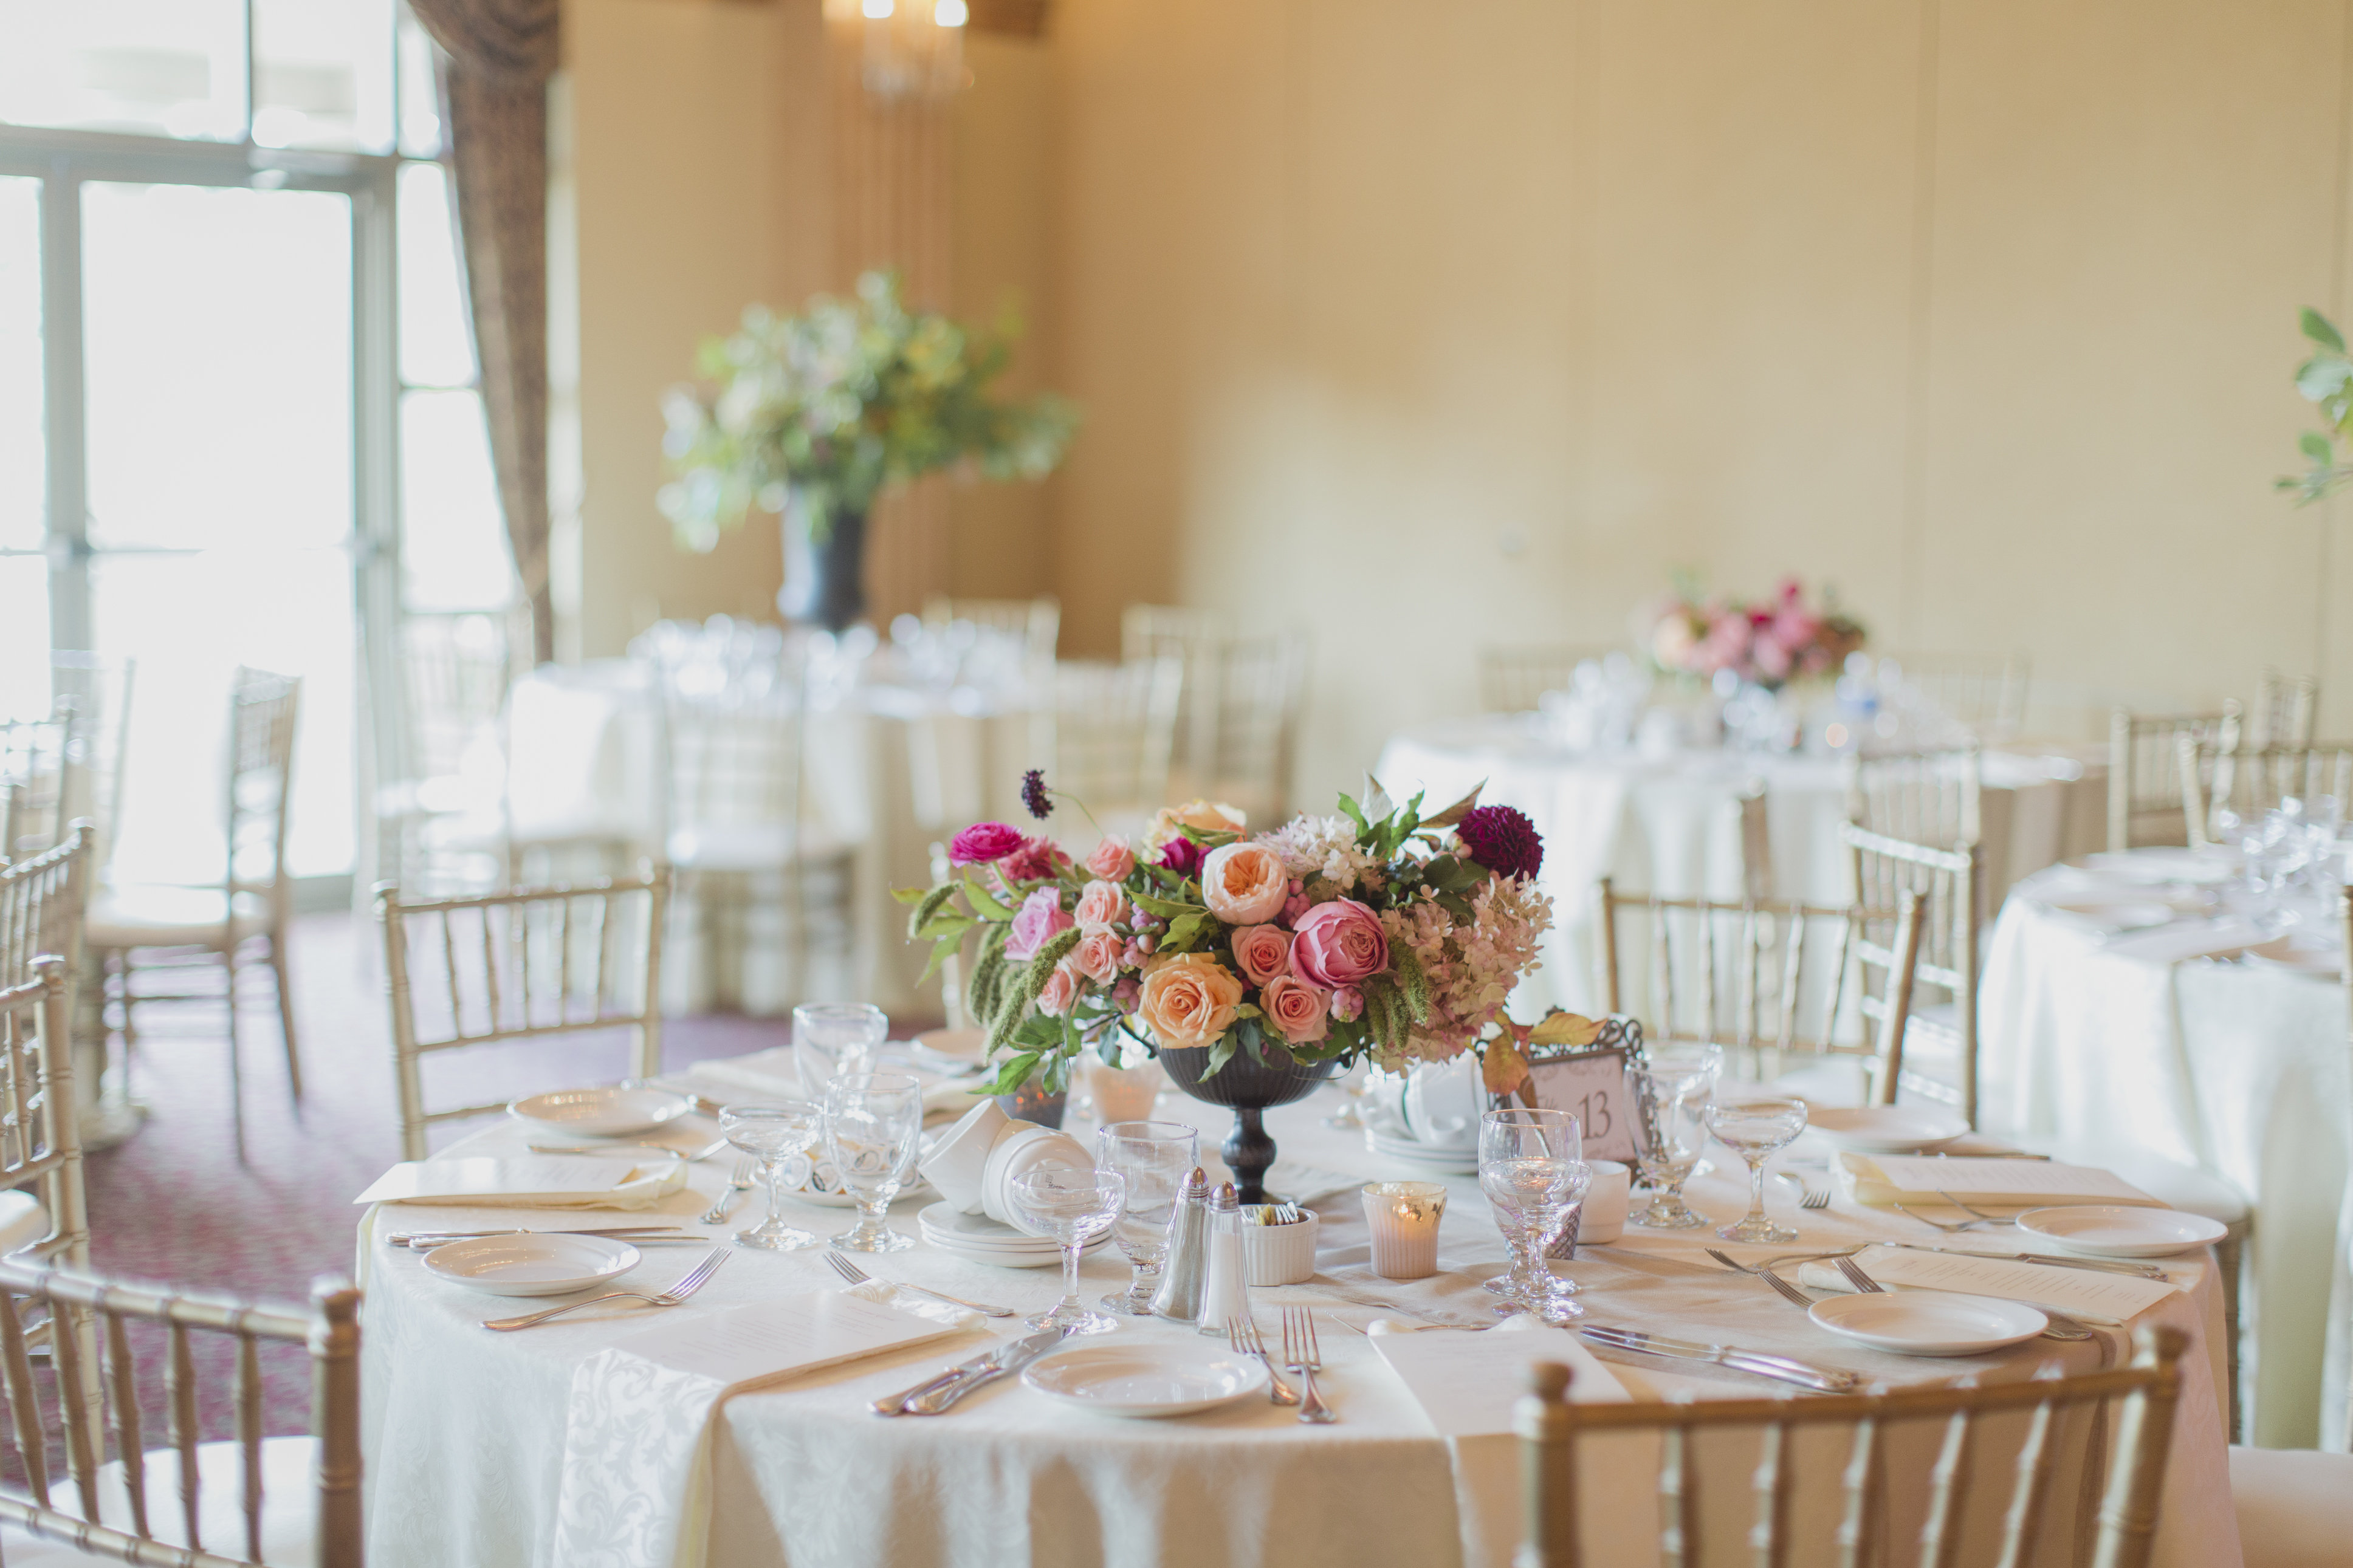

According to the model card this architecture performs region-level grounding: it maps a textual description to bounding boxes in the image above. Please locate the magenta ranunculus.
[1229,923,1294,988]
[1004,885,1075,961]
[949,821,1025,865]
[1259,973,1331,1044]
[1158,836,1205,877]
[1289,899,1389,988]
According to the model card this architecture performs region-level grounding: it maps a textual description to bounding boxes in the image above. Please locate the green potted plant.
[659,271,1077,630]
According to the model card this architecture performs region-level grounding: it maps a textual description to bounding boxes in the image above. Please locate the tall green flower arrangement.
[659,271,1077,550]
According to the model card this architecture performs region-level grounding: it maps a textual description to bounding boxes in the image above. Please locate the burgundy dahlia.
[1021,768,1053,821]
[1457,804,1544,882]
[1157,836,1206,877]
[1000,834,1072,884]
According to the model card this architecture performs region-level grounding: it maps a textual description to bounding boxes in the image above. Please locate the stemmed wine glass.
[1093,1121,1198,1314]
[718,1101,824,1251]
[1477,1108,1590,1323]
[823,1073,924,1252]
[1629,1047,1722,1230]
[1705,1097,1810,1244]
[792,1003,888,1095]
[1009,1168,1127,1335]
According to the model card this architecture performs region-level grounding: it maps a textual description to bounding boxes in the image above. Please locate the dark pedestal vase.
[777,508,868,633]
[1157,1044,1342,1205]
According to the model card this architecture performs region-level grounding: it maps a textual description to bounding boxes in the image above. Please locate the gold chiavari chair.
[1881,651,2033,741]
[2178,737,2353,850]
[2,827,92,994]
[376,869,670,1160]
[1196,634,1309,825]
[1029,657,1185,831]
[1845,748,1982,861]
[1476,644,1621,715]
[921,594,1060,671]
[1515,1326,2190,1568]
[1841,823,1981,1127]
[378,611,514,895]
[1594,878,1922,1100]
[0,716,76,864]
[2109,703,2240,852]
[2248,669,2320,750]
[0,1264,360,1568]
[0,960,91,1274]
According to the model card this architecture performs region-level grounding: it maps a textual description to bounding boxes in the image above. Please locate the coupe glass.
[1093,1120,1198,1314]
[823,1073,924,1253]
[719,1101,824,1251]
[793,1003,888,1095]
[1477,1108,1590,1323]
[1010,1167,1127,1336]
[1705,1097,1810,1244]
[1629,1048,1722,1229]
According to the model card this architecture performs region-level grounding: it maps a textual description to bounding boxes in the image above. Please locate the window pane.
[252,0,394,152]
[82,182,352,551]
[396,4,444,159]
[0,177,41,552]
[0,558,50,724]
[402,389,514,611]
[0,0,246,143]
[399,160,475,387]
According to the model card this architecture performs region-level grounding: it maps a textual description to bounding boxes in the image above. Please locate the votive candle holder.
[1361,1181,1449,1280]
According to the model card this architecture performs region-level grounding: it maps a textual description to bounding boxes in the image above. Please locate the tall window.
[0,0,512,884]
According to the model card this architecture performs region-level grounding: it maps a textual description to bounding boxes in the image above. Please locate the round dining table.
[357,1081,2236,1568]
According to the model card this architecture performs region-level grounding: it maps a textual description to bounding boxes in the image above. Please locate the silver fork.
[1893,1202,1996,1233]
[1776,1171,1832,1210]
[1280,1306,1335,1423]
[482,1247,729,1330]
[1934,1191,2018,1227]
[1705,1248,1817,1310]
[1835,1253,2093,1341]
[823,1250,1019,1318]
[699,1157,757,1225]
[1225,1316,1300,1406]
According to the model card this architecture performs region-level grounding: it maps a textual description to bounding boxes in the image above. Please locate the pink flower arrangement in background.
[1643,575,1867,691]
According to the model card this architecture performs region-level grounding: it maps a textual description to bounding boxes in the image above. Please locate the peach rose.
[1260,974,1330,1045]
[1199,841,1288,925]
[1136,952,1244,1049]
[1228,923,1294,988]
[1146,798,1246,849]
[1073,926,1125,984]
[1074,880,1130,929]
[1084,835,1136,882]
[1037,959,1082,1018]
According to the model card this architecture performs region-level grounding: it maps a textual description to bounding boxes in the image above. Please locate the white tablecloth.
[357,1090,2236,1568]
[1979,860,2353,1449]
[1375,719,2106,1015]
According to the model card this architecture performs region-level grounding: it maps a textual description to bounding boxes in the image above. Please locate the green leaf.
[1162,912,1210,951]
[1204,1035,1237,1076]
[916,931,962,987]
[1336,792,1370,838]
[984,1052,1041,1094]
[961,877,1015,920]
[2301,430,2335,464]
[1013,1011,1060,1047]
[1132,892,1206,920]
[1420,782,1485,830]
[890,885,932,907]
[2297,359,2353,403]
[2304,307,2346,352]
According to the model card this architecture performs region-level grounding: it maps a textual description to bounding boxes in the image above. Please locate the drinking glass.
[1477,1108,1590,1323]
[1629,1048,1722,1229]
[1705,1097,1810,1244]
[1010,1168,1127,1335]
[719,1101,824,1251]
[1092,1120,1198,1313]
[1322,1061,1374,1129]
[793,1003,888,1095]
[823,1073,924,1253]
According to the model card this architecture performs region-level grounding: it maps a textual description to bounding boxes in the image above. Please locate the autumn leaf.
[1482,1036,1530,1098]
[1527,1011,1603,1047]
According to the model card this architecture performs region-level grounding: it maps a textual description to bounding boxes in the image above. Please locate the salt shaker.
[1196,1181,1251,1335]
[1149,1166,1212,1322]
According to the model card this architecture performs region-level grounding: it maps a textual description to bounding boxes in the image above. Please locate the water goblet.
[1477,1108,1589,1323]
[1628,1048,1722,1229]
[1092,1120,1198,1314]
[719,1101,824,1251]
[823,1073,923,1253]
[793,1003,888,1095]
[1010,1168,1127,1336]
[1705,1097,1810,1244]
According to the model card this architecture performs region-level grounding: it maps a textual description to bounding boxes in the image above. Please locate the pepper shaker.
[1149,1166,1212,1322]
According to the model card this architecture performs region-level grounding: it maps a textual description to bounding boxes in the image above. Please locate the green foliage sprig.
[2280,307,2353,504]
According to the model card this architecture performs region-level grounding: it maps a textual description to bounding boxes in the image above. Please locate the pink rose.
[1073,927,1124,984]
[1000,835,1072,884]
[1199,841,1289,925]
[949,822,1025,864]
[1259,974,1330,1045]
[1329,985,1364,1022]
[1074,880,1129,929]
[1290,899,1389,988]
[1084,836,1136,882]
[1229,923,1294,988]
[1037,959,1082,1018]
[1004,886,1074,961]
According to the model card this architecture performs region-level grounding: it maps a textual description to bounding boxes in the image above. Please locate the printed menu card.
[1840,1154,2157,1208]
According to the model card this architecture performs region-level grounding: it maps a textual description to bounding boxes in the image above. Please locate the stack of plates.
[917,1202,1109,1268]
[1805,1106,1970,1155]
[1364,1127,1478,1174]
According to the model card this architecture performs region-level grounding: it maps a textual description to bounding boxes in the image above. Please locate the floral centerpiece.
[1643,575,1866,690]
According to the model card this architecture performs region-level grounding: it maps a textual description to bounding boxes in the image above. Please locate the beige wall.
[1038,0,2352,807]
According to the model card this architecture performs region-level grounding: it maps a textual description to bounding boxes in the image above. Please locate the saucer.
[1805,1106,1970,1155]
[1809,1291,2046,1356]
[422,1234,640,1298]
[508,1087,694,1138]
[1022,1340,1269,1417]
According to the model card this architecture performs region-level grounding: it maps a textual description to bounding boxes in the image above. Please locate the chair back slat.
[238,1326,265,1562]
[1,823,91,990]
[1835,1416,1884,1568]
[1657,1423,1699,1567]
[1880,652,2032,741]
[105,1311,148,1538]
[1917,1406,1977,1568]
[0,1264,48,1505]
[1751,1418,1792,1568]
[2180,738,2353,847]
[2109,705,2238,851]
[169,1320,200,1550]
[1992,1397,2059,1568]
[48,1282,100,1518]
[1841,822,1978,1124]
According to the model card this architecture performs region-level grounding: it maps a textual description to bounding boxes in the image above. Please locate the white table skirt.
[1978,871,2353,1450]
[357,1094,2236,1568]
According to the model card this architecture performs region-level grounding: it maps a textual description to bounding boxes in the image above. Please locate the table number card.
[1514,1015,1649,1165]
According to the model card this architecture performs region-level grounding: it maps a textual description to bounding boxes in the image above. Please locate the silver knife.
[388,1226,689,1246]
[1579,1326,1863,1393]
[527,1137,732,1161]
[879,1328,1068,1417]
[1878,1242,2170,1279]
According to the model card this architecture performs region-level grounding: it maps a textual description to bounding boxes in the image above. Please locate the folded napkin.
[1835,1152,2158,1209]
[682,1047,980,1119]
[354,1156,689,1210]
[2098,917,2270,965]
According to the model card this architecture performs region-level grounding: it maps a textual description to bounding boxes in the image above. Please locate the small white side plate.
[1805,1106,1971,1155]
[2046,899,2177,934]
[1810,1291,2046,1357]
[509,1087,694,1138]
[1022,1340,1270,1417]
[422,1234,640,1298]
[912,1028,988,1069]
[1365,1131,1480,1174]
[2017,1205,2227,1258]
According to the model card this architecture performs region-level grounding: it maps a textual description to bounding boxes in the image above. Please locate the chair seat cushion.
[0,1436,319,1566]
[0,1190,51,1255]
[2229,1445,2353,1567]
[85,886,269,950]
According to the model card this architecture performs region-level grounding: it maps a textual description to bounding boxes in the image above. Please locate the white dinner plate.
[2016,1205,2227,1259]
[1809,1291,2047,1357]
[912,1028,988,1070]
[1365,1131,1479,1174]
[1804,1106,1971,1155]
[1022,1340,1269,1417]
[2044,899,2177,934]
[508,1086,695,1138]
[2081,849,2240,886]
[421,1234,641,1297]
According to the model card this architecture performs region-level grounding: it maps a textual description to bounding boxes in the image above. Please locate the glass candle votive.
[1361,1181,1449,1279]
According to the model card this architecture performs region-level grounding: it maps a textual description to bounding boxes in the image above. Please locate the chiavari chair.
[1515,1326,2189,1568]
[1475,644,1621,716]
[1029,657,1185,832]
[2248,669,2320,750]
[921,594,1060,671]
[1593,877,1922,1100]
[376,868,669,1160]
[2108,703,2240,852]
[0,960,91,1275]
[0,1263,360,1568]
[2177,737,2353,850]
[1122,603,1231,802]
[1846,748,1982,861]
[377,611,514,895]
[1881,651,2033,741]
[1841,823,1981,1127]
[0,717,75,864]
[2,827,92,996]
[47,655,135,880]
[1200,634,1310,824]
[85,671,300,1162]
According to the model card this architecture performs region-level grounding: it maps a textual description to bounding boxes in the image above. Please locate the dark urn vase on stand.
[778,506,868,633]
[1157,1043,1343,1205]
